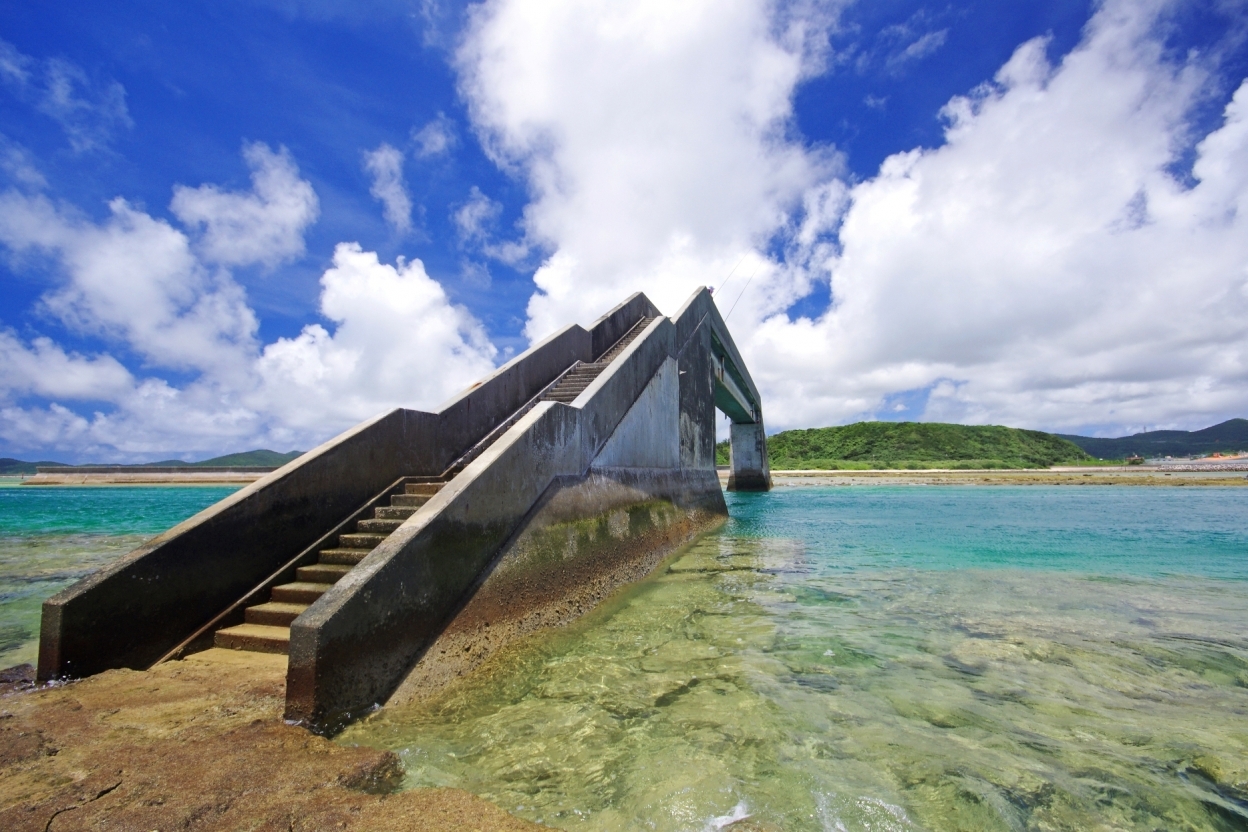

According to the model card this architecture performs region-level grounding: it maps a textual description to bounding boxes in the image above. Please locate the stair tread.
[391,494,430,506]
[375,506,417,519]
[340,533,385,546]
[215,623,291,653]
[298,563,351,582]
[319,547,372,564]
[244,601,308,626]
[275,581,335,592]
[249,602,308,614]
[357,520,401,534]
[302,562,352,573]
[219,623,289,635]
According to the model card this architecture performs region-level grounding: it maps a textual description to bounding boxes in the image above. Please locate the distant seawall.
[24,466,276,485]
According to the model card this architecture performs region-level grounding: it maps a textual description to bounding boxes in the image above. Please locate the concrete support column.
[727,421,771,491]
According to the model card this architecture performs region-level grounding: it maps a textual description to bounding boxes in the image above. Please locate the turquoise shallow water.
[1,482,1245,829]
[341,486,1248,831]
[0,481,239,667]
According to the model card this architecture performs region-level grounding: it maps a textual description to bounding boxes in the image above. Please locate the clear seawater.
[0,480,240,668]
[341,486,1248,831]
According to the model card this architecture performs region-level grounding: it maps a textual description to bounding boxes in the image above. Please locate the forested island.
[716,419,1248,470]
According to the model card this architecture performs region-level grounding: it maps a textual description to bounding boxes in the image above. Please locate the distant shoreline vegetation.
[0,449,303,476]
[717,421,1091,470]
[716,418,1248,470]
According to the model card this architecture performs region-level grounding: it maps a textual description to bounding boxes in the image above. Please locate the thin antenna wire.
[725,261,762,320]
[715,251,749,299]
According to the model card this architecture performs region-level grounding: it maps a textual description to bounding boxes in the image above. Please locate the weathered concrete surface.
[0,650,538,831]
[286,318,676,729]
[386,469,725,703]
[39,408,429,682]
[728,421,771,491]
[38,293,659,683]
[669,288,771,489]
[388,357,723,703]
[285,289,766,730]
[285,403,586,730]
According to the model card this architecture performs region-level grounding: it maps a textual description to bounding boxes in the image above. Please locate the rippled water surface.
[342,487,1248,831]
[0,481,240,667]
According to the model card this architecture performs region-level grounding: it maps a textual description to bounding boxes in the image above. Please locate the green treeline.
[716,421,1092,470]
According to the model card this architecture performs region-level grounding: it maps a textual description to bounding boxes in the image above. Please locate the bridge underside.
[38,288,770,732]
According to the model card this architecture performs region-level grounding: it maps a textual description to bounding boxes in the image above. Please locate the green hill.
[1058,419,1248,459]
[194,449,303,467]
[716,421,1092,470]
[0,458,68,475]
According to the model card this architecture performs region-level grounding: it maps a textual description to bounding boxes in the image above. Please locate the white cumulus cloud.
[362,142,414,233]
[171,142,320,268]
[459,0,1248,435]
[457,0,842,342]
[255,243,497,429]
[0,145,498,460]
[0,191,258,376]
[753,0,1248,434]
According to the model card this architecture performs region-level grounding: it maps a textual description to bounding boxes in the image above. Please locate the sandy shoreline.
[721,468,1248,487]
[11,468,1248,488]
[12,473,267,486]
[0,650,539,831]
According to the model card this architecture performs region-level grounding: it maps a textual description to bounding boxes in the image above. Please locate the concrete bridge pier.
[728,420,771,491]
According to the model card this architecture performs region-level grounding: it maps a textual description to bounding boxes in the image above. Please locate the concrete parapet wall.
[388,354,720,705]
[285,402,584,729]
[39,408,427,680]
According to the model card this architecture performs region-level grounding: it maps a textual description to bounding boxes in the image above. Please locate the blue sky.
[1,0,1247,461]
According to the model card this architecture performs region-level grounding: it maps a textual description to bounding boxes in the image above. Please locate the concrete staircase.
[213,317,654,657]
[439,315,658,479]
[214,481,445,654]
[542,315,657,404]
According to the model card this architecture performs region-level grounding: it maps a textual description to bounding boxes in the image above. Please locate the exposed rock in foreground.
[0,650,539,831]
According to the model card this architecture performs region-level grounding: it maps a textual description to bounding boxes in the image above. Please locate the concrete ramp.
[38,288,770,733]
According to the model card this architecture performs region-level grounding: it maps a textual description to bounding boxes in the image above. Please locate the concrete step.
[340,532,386,549]
[391,494,430,507]
[245,601,308,627]
[272,581,334,604]
[297,563,352,583]
[406,482,444,496]
[357,518,402,534]
[215,623,290,654]
[375,505,417,520]
[319,547,373,565]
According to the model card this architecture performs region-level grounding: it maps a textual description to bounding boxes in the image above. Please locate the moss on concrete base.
[387,469,725,705]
